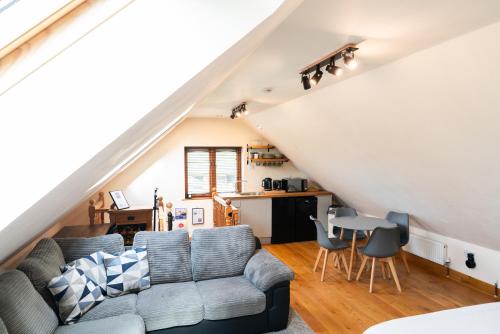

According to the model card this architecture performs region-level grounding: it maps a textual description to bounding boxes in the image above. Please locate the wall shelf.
[248,158,289,163]
[246,144,275,152]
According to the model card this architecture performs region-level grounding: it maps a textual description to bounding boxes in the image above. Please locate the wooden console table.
[108,206,153,245]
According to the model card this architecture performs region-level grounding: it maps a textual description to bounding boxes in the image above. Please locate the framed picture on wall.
[109,190,130,210]
[192,208,204,225]
[175,208,187,220]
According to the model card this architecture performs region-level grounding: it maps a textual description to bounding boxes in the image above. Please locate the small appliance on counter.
[282,178,308,192]
[272,179,282,190]
[262,177,273,191]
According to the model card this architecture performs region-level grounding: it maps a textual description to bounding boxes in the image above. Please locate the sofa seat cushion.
[79,294,137,322]
[136,281,203,331]
[191,225,255,281]
[133,230,192,284]
[196,276,266,321]
[55,314,145,334]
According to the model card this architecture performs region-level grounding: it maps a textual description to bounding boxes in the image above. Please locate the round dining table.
[327,215,397,280]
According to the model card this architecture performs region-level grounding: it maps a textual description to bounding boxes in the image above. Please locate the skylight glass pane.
[216,149,238,193]
[0,0,73,50]
[187,149,210,195]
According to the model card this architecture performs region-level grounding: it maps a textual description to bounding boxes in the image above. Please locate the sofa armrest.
[244,249,294,291]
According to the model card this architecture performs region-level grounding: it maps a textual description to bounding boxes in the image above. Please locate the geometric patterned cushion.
[48,268,105,324]
[103,248,150,297]
[63,251,108,296]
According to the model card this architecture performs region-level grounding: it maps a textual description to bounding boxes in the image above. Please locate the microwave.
[282,178,308,192]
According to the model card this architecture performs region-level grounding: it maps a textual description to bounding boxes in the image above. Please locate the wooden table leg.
[347,229,357,281]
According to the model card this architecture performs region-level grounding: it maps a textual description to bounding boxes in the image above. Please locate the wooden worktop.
[220,190,332,200]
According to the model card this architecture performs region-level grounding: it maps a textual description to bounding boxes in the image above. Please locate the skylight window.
[0,0,75,53]
[0,0,285,232]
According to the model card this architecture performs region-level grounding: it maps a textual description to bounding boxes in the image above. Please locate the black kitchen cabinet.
[272,197,317,244]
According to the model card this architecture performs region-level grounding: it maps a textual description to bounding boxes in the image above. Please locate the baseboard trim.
[404,250,498,297]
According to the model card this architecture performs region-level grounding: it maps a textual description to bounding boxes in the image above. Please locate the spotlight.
[343,51,357,69]
[310,65,323,86]
[325,58,343,76]
[301,73,311,90]
[235,111,241,118]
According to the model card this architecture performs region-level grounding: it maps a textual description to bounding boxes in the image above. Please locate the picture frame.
[192,208,204,225]
[175,208,187,220]
[109,190,130,210]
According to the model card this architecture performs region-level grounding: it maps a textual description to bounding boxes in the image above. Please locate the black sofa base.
[150,281,290,334]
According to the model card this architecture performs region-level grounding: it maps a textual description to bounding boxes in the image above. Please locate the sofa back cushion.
[191,225,255,281]
[54,234,125,262]
[17,238,66,311]
[133,230,192,284]
[0,270,59,334]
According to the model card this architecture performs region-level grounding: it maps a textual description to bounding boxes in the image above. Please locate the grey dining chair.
[310,216,350,282]
[356,227,402,293]
[331,207,367,241]
[386,211,410,273]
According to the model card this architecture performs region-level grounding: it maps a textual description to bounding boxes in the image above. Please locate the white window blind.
[216,149,238,193]
[186,149,210,196]
[185,147,241,197]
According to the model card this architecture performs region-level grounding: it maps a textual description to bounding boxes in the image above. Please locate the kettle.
[262,178,272,191]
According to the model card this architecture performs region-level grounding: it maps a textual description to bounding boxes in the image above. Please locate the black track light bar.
[299,43,358,76]
[230,102,247,119]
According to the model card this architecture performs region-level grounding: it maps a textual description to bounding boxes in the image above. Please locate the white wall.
[246,21,500,284]
[100,118,306,234]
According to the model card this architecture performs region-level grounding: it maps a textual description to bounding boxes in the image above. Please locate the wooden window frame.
[184,146,242,199]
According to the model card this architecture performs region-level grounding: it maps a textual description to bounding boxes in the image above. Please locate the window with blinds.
[185,147,241,198]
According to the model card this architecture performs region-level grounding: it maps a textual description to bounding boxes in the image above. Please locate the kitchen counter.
[220,190,332,200]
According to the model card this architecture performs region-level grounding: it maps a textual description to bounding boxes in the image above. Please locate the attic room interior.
[2,0,500,333]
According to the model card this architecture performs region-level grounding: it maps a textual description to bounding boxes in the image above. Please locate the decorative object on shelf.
[166,202,173,231]
[88,191,108,225]
[192,208,205,225]
[230,101,248,119]
[152,187,159,231]
[246,144,289,166]
[109,190,130,210]
[175,208,187,220]
[300,43,358,90]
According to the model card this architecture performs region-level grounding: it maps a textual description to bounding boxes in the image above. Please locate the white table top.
[328,215,397,231]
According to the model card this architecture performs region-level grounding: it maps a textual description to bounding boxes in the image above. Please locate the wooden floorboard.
[263,241,497,334]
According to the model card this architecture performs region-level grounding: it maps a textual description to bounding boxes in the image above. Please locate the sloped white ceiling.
[0,0,303,262]
[245,21,500,251]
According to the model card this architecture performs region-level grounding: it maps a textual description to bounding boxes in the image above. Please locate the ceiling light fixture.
[325,57,343,76]
[343,50,357,69]
[299,43,358,90]
[301,74,311,90]
[310,65,323,86]
[230,102,247,119]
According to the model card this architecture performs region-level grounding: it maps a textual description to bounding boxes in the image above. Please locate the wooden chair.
[356,227,402,293]
[310,217,350,282]
[386,211,410,273]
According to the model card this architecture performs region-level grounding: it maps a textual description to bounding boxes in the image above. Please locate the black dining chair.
[310,216,350,282]
[331,207,367,241]
[356,227,402,293]
[386,211,410,273]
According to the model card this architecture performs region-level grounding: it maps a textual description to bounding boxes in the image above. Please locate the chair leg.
[356,255,368,281]
[321,249,329,282]
[380,262,386,280]
[340,251,349,276]
[401,250,410,273]
[385,262,391,279]
[313,247,323,272]
[388,257,402,293]
[333,253,339,269]
[369,258,376,293]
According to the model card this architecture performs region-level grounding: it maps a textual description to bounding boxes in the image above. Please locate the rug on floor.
[269,308,313,334]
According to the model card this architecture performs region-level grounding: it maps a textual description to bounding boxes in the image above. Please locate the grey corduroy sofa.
[0,225,294,334]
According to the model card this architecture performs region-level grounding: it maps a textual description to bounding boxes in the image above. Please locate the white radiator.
[405,234,448,265]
